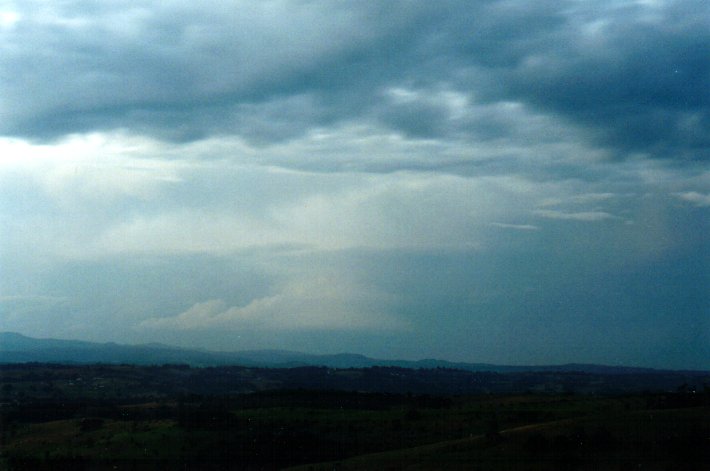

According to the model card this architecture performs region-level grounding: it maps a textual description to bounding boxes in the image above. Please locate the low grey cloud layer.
[3,1,708,162]
[1,1,707,369]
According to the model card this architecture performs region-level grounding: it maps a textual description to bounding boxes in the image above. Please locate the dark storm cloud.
[2,1,707,163]
[395,0,710,160]
[498,1,710,161]
[0,1,424,142]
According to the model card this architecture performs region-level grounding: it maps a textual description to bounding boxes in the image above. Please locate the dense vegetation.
[1,363,709,470]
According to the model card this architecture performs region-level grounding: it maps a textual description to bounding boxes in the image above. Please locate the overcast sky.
[1,0,708,369]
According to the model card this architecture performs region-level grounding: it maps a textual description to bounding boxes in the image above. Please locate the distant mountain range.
[0,332,702,374]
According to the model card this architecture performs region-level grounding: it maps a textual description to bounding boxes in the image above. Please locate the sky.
[0,0,708,369]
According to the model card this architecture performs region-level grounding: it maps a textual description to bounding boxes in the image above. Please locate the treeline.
[2,362,710,398]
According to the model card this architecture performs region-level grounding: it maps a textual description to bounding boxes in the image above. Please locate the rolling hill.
[0,331,704,376]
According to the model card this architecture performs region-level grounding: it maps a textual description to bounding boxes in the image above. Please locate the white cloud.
[0,10,20,28]
[79,211,280,257]
[674,191,710,207]
[139,275,405,332]
[8,143,542,259]
[489,222,540,231]
[539,192,619,207]
[0,133,186,206]
[533,209,620,222]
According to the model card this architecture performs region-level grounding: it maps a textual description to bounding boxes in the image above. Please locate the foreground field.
[1,363,709,470]
[291,407,710,470]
